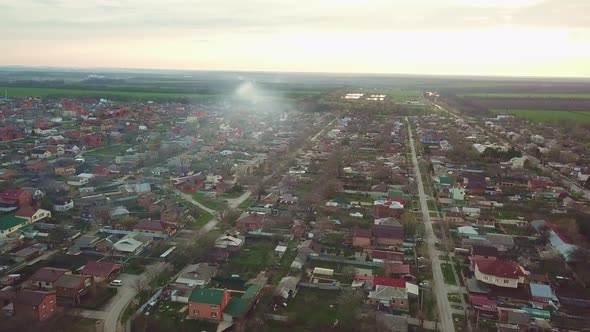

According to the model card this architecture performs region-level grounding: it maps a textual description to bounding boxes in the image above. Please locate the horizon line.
[2,65,590,81]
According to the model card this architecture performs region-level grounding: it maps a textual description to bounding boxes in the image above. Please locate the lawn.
[224,240,277,279]
[440,263,457,285]
[461,93,590,99]
[191,207,214,229]
[0,86,214,101]
[270,289,343,330]
[238,198,253,209]
[191,192,225,210]
[447,292,462,304]
[489,109,590,123]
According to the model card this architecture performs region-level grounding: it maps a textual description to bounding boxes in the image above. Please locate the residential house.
[214,233,245,252]
[175,263,217,288]
[31,149,52,159]
[471,259,526,288]
[53,197,74,212]
[529,283,558,308]
[132,219,177,237]
[471,246,498,261]
[235,214,265,231]
[374,199,404,219]
[5,290,57,321]
[0,214,32,237]
[444,211,465,224]
[53,164,76,176]
[188,288,232,322]
[384,263,413,281]
[1,188,32,207]
[368,285,409,313]
[81,261,121,282]
[29,267,70,289]
[66,176,89,186]
[352,228,372,248]
[476,215,496,228]
[15,207,51,224]
[277,275,300,300]
[112,233,151,256]
[372,223,405,247]
[160,206,180,223]
[83,134,103,148]
[54,274,92,302]
[451,187,465,201]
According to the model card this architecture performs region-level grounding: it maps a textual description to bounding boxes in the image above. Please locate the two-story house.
[0,289,57,321]
[188,288,232,322]
[132,219,177,237]
[235,214,266,232]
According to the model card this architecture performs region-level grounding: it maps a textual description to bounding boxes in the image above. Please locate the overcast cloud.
[1,0,589,76]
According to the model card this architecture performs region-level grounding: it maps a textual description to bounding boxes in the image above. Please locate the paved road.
[406,117,454,332]
[225,190,252,209]
[175,190,217,215]
[72,272,141,332]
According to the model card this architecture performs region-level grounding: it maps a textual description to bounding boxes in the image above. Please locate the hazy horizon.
[2,0,589,78]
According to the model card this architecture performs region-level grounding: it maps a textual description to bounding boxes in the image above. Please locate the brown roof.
[81,261,121,278]
[471,245,498,257]
[372,224,404,240]
[352,227,372,238]
[14,290,54,306]
[15,207,38,218]
[236,214,265,225]
[29,267,70,283]
[133,219,168,232]
[474,259,525,279]
[54,274,89,289]
[384,263,411,275]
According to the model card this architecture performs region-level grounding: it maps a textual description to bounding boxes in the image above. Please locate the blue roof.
[522,307,551,319]
[531,220,580,262]
[529,283,557,300]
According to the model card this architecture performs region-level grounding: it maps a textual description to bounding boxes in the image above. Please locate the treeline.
[481,146,522,162]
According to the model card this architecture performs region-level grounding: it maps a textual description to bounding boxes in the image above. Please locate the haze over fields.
[1,0,590,77]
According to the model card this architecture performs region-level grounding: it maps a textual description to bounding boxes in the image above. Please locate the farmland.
[490,109,590,123]
[459,93,590,99]
[0,86,213,100]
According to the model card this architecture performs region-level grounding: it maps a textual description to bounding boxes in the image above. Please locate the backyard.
[191,192,226,210]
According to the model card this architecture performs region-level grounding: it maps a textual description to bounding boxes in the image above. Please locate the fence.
[309,255,384,268]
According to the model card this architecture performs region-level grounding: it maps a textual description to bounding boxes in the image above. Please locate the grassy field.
[462,93,590,99]
[490,109,590,123]
[191,193,226,210]
[0,86,213,100]
[192,207,214,228]
[440,263,457,285]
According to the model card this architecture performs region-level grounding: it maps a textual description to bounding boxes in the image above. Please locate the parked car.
[110,279,123,287]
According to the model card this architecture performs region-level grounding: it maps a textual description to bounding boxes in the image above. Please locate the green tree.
[119,216,140,229]
[48,226,69,243]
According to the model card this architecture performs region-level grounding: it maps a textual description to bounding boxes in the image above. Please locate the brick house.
[160,207,180,223]
[83,134,103,148]
[0,188,32,207]
[476,215,496,228]
[188,288,232,322]
[54,274,92,302]
[175,176,206,193]
[81,261,121,282]
[444,211,465,224]
[132,219,177,237]
[54,164,76,177]
[352,224,404,249]
[11,290,57,321]
[352,228,372,248]
[235,214,265,232]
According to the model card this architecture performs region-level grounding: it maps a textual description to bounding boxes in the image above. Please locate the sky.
[1,0,590,77]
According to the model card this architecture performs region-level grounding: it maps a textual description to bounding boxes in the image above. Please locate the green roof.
[439,176,452,185]
[222,297,250,317]
[189,288,224,305]
[0,214,27,232]
[242,285,261,300]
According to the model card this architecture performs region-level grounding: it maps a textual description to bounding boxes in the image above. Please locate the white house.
[112,233,151,256]
[53,198,74,212]
[66,176,89,187]
[472,259,526,288]
[31,149,52,159]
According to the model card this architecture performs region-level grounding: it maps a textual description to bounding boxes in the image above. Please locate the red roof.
[133,219,168,232]
[469,295,497,312]
[15,206,38,218]
[29,267,70,283]
[384,263,411,275]
[1,188,25,199]
[14,290,54,306]
[373,276,406,288]
[474,259,525,279]
[81,261,121,278]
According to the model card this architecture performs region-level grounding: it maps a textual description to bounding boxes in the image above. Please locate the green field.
[490,109,590,123]
[0,86,213,100]
[462,93,590,99]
